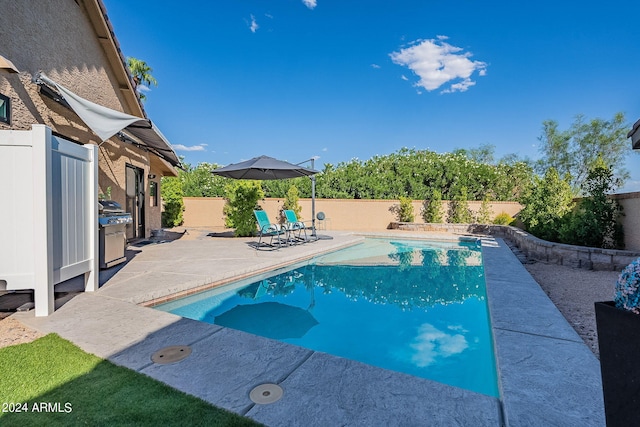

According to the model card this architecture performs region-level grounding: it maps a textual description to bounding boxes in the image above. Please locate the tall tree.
[536,112,629,194]
[126,57,158,101]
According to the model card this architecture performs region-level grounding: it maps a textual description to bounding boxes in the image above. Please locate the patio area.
[12,229,604,426]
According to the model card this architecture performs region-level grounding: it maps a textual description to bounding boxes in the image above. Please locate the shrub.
[493,212,515,225]
[448,187,473,223]
[477,196,493,224]
[558,161,624,249]
[518,168,574,242]
[422,189,443,223]
[223,181,264,237]
[390,197,415,222]
[160,177,184,227]
[279,185,302,223]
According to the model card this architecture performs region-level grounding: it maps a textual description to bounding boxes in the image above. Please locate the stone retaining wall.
[391,222,640,271]
[495,226,640,271]
[388,222,494,234]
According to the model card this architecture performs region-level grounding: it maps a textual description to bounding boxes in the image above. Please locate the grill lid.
[98,200,132,227]
[99,200,124,214]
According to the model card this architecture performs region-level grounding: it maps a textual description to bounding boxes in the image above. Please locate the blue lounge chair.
[254,210,287,249]
[283,210,311,243]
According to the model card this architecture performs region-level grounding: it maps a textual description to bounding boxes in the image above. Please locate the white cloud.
[390,37,487,94]
[173,144,207,152]
[248,14,259,33]
[321,147,328,152]
[401,75,408,81]
[302,0,317,9]
[409,323,468,367]
[371,63,381,69]
[441,78,476,94]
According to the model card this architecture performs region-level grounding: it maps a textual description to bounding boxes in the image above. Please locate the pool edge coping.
[482,237,605,426]
[139,237,366,308]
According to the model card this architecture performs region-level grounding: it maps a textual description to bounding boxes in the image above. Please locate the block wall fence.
[180,193,640,267]
[181,197,523,232]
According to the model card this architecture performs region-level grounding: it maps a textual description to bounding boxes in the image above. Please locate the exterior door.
[125,164,145,240]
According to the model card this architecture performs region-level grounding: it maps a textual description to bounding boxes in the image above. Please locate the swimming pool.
[157,238,499,397]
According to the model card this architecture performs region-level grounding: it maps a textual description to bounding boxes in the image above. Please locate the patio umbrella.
[211,155,318,180]
[212,155,322,236]
[213,302,319,340]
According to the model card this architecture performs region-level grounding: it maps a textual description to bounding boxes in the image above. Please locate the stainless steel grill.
[98,200,132,269]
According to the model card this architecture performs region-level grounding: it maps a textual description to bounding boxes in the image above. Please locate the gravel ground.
[524,261,619,358]
[0,315,44,349]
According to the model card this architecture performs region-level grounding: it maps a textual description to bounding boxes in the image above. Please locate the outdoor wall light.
[148,174,156,180]
[0,55,19,73]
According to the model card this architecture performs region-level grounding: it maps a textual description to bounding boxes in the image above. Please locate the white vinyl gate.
[0,125,98,316]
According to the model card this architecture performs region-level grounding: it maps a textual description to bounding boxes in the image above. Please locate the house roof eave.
[629,118,640,150]
[81,0,144,119]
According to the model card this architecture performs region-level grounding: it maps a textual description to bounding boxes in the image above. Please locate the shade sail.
[124,119,181,167]
[211,155,319,180]
[37,73,181,167]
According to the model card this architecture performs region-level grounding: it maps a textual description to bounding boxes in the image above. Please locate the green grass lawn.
[0,334,262,426]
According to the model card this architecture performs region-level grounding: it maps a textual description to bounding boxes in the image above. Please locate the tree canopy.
[178,161,227,197]
[166,147,534,202]
[536,112,630,194]
[293,147,533,201]
[126,57,158,101]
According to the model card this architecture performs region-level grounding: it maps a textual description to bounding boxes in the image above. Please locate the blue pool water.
[157,238,499,397]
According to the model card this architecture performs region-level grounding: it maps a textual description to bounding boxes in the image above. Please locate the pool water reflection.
[157,238,499,397]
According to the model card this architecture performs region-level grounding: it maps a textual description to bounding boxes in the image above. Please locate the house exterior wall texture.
[0,0,163,238]
[612,192,640,252]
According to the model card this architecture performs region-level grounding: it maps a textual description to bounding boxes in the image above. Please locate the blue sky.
[104,0,640,191]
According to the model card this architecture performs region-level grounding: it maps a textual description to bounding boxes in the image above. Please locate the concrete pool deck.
[14,230,604,426]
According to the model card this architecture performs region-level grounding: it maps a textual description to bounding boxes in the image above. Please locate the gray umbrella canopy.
[211,155,319,180]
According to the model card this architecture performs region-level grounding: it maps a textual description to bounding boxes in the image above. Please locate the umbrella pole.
[311,158,316,238]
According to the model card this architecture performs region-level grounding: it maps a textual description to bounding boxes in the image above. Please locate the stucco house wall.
[0,0,172,239]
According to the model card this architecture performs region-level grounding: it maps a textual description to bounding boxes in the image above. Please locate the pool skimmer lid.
[151,345,192,364]
[249,383,283,404]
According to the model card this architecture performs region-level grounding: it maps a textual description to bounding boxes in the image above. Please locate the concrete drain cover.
[151,345,192,364]
[249,383,283,404]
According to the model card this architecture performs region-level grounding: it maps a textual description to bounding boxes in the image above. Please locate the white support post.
[84,144,99,292]
[31,125,55,316]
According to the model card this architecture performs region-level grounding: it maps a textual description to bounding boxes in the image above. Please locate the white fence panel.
[0,125,98,316]
[0,129,35,291]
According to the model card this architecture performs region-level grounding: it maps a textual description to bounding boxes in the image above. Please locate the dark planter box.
[595,301,640,426]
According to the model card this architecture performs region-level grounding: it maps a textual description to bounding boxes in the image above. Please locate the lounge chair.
[283,210,311,243]
[254,210,287,249]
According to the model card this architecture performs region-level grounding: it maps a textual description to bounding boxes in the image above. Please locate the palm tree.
[126,57,157,101]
